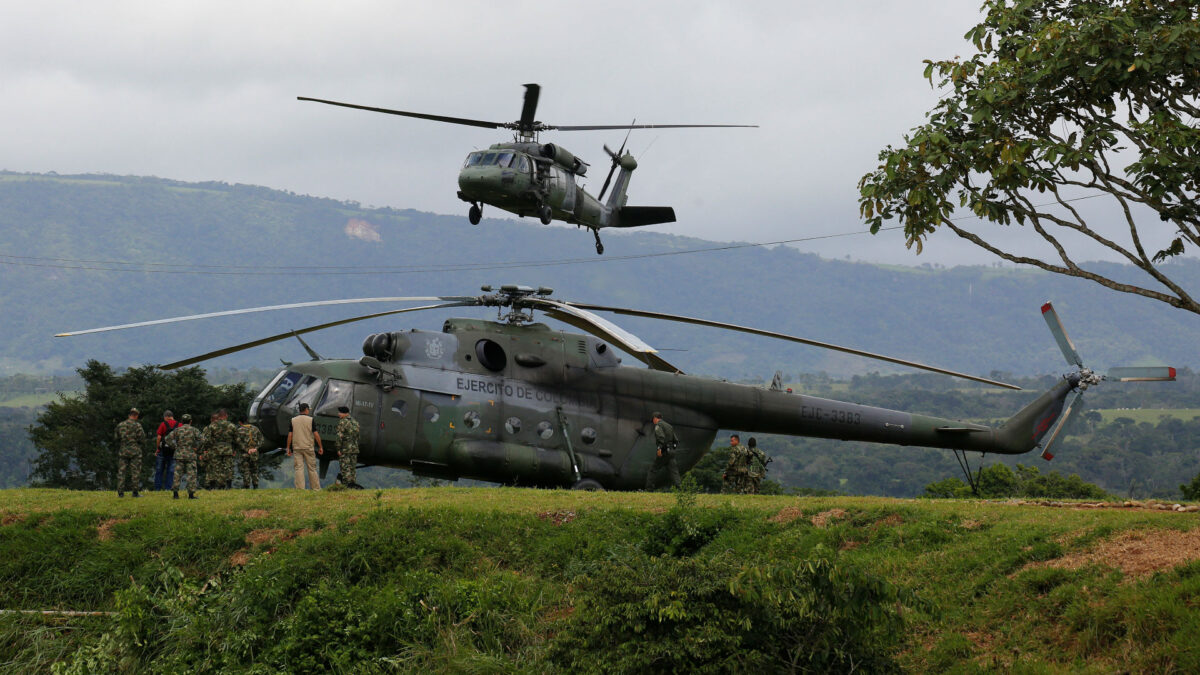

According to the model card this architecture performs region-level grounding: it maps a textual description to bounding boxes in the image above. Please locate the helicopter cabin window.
[464,152,484,168]
[315,379,354,416]
[536,421,554,440]
[254,369,297,418]
[391,400,407,416]
[480,152,498,166]
[515,155,529,173]
[495,152,514,168]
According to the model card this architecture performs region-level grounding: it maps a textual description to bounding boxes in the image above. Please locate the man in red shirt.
[154,410,181,491]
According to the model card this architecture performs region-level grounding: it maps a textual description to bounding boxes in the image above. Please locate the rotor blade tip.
[1170,367,1177,379]
[1040,302,1053,314]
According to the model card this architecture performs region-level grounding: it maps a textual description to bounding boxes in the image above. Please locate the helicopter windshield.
[463,152,484,168]
[254,370,324,419]
[495,152,513,167]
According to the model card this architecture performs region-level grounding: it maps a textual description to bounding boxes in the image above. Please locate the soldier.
[745,437,770,495]
[235,415,265,489]
[722,433,750,494]
[167,414,202,499]
[114,407,146,497]
[199,412,217,489]
[335,406,362,489]
[201,409,238,489]
[644,411,681,491]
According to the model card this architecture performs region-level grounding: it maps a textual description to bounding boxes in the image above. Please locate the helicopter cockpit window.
[495,152,514,168]
[315,379,354,417]
[464,152,484,168]
[257,370,302,418]
[515,155,529,172]
[285,375,324,413]
[481,152,498,165]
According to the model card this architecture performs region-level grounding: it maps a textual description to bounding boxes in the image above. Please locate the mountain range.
[2,171,1198,379]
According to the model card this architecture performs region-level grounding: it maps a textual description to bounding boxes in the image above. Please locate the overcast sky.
[1,1,1184,266]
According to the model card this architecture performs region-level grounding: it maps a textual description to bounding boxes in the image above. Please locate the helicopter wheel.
[468,204,482,225]
[571,478,604,491]
[538,205,553,225]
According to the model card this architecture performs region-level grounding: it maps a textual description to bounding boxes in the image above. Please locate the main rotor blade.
[157,302,475,370]
[55,295,477,336]
[1039,390,1083,460]
[56,296,478,337]
[1040,302,1084,367]
[552,123,757,131]
[518,83,540,132]
[528,299,681,373]
[566,302,1021,390]
[1107,366,1177,382]
[298,96,503,130]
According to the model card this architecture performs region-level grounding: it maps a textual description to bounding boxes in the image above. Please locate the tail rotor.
[1035,302,1175,460]
[597,124,633,202]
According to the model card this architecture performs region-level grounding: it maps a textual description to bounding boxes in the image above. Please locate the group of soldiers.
[113,407,265,499]
[722,433,770,494]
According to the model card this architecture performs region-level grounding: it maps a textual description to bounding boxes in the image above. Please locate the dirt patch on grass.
[960,519,983,530]
[97,518,130,542]
[241,509,269,519]
[229,550,251,567]
[811,508,847,528]
[1025,528,1200,580]
[1,513,26,527]
[768,506,804,524]
[537,509,576,526]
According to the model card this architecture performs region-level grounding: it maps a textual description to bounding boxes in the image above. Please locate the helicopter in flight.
[298,84,756,254]
[57,287,1174,491]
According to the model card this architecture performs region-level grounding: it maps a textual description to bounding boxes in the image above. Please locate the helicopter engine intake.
[540,143,586,176]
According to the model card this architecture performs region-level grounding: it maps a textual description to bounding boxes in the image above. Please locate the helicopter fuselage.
[457,142,608,228]
[246,317,1070,490]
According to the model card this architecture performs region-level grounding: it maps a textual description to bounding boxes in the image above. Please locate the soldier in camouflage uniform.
[167,414,202,499]
[199,413,217,489]
[335,406,362,488]
[114,407,146,497]
[644,412,681,490]
[201,409,238,489]
[236,416,265,489]
[744,437,769,495]
[722,434,751,494]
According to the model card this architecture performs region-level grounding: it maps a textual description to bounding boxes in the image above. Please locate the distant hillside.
[2,171,1198,377]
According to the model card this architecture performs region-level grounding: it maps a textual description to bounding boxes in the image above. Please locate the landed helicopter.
[57,287,1174,491]
[298,84,756,254]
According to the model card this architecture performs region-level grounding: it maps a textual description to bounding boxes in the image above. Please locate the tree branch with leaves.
[859,0,1200,314]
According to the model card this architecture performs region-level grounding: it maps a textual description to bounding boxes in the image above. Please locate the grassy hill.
[3,488,1200,672]
[2,171,1199,377]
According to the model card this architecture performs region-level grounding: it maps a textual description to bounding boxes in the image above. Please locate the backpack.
[161,419,181,453]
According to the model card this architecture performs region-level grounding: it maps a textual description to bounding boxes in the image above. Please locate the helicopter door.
[372,385,418,467]
[560,167,577,213]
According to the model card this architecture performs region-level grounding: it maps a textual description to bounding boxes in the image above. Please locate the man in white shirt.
[285,402,324,490]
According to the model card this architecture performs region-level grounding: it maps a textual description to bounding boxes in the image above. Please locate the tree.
[29,361,254,489]
[859,0,1200,314]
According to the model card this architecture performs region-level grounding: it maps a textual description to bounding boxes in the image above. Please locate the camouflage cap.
[181,413,192,422]
[129,407,140,415]
[651,411,662,419]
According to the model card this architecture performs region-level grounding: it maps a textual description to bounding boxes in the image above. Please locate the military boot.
[188,491,197,499]
[173,490,179,499]
[117,491,124,497]
[132,491,140,498]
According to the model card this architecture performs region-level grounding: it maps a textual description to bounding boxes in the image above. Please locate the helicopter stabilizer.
[613,206,676,228]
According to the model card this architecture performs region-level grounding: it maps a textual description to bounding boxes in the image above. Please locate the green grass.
[1095,408,1200,424]
[2,488,1199,673]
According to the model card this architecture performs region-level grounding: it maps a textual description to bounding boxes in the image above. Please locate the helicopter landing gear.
[538,204,553,225]
[571,478,604,491]
[468,204,482,225]
[592,229,605,255]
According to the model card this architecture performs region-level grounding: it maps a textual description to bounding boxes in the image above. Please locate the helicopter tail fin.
[613,206,676,228]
